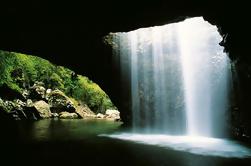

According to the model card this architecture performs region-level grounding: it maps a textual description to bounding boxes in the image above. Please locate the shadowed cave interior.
[0,1,251,166]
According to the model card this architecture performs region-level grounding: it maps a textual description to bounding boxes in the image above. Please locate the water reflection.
[8,120,251,166]
[17,119,122,141]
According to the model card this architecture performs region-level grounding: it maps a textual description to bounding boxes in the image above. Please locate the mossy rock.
[33,100,52,118]
[48,89,76,113]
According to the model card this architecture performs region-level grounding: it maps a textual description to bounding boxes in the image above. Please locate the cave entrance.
[106,16,232,137]
[102,17,251,158]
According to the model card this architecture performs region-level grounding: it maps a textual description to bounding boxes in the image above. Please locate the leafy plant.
[0,50,116,113]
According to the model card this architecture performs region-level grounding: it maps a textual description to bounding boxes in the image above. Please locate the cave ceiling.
[0,0,249,86]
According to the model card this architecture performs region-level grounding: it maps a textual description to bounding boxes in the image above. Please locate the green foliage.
[72,76,115,113]
[0,50,115,113]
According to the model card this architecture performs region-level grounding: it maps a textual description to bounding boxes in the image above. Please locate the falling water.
[109,17,231,136]
[178,18,231,137]
[102,17,251,158]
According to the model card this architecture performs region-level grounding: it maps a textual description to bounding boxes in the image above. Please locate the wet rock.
[7,111,21,120]
[0,98,39,120]
[1,99,25,114]
[0,98,5,110]
[0,99,12,113]
[16,110,27,119]
[48,89,75,113]
[75,104,95,118]
[33,100,52,118]
[26,99,33,107]
[96,113,105,119]
[23,107,39,120]
[12,99,28,119]
[14,99,26,111]
[1,98,26,120]
[45,89,52,100]
[22,89,29,99]
[51,113,59,118]
[29,82,46,100]
[0,104,12,120]
[59,112,78,119]
[105,109,120,121]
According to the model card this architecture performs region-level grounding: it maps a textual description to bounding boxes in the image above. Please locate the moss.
[72,75,116,113]
[69,97,79,107]
[0,50,115,113]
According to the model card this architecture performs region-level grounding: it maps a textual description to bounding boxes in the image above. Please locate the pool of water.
[1,119,251,166]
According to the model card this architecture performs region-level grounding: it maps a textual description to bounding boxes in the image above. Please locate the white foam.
[100,133,251,158]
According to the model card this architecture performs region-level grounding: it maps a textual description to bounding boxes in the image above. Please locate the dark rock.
[0,103,13,121]
[48,89,76,113]
[0,99,13,113]
[0,83,25,101]
[2,99,39,120]
[13,99,26,111]
[29,82,46,100]
[51,113,59,118]
[0,98,26,113]
[16,110,27,119]
[23,107,40,120]
[22,89,29,99]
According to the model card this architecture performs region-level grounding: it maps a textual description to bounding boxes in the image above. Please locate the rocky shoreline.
[0,82,120,121]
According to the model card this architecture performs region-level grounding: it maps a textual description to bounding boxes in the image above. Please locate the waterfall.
[110,17,231,137]
[178,18,231,137]
[102,17,251,158]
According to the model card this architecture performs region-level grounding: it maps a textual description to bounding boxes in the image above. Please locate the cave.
[0,1,251,166]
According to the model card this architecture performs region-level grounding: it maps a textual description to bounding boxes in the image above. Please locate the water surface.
[1,119,251,166]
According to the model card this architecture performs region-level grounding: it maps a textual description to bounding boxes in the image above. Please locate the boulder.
[0,99,13,113]
[1,98,39,120]
[1,98,30,120]
[45,89,52,100]
[48,89,75,113]
[0,99,26,113]
[96,113,105,119]
[29,82,46,100]
[51,113,59,118]
[33,100,52,118]
[10,99,27,119]
[22,107,40,120]
[59,112,78,119]
[105,109,120,121]
[22,89,29,99]
[26,99,33,107]
[75,104,95,118]
[13,99,26,111]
